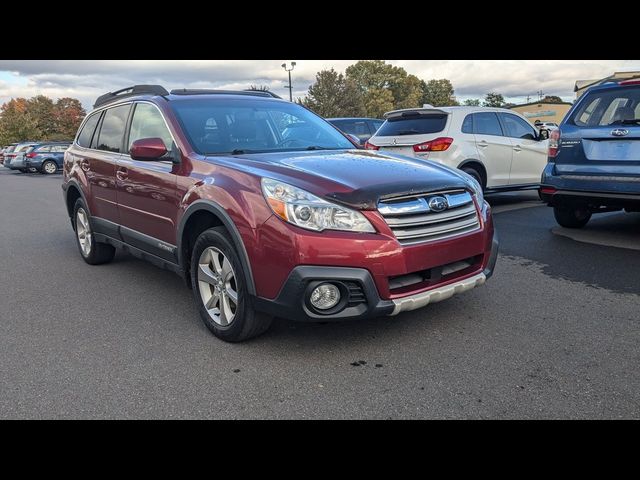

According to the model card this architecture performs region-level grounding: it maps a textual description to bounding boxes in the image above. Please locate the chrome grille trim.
[378,190,480,244]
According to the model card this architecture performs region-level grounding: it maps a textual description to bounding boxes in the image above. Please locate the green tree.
[538,95,563,103]
[303,68,365,118]
[26,95,56,139]
[463,98,481,106]
[483,92,505,107]
[248,85,271,91]
[421,79,459,107]
[345,60,425,116]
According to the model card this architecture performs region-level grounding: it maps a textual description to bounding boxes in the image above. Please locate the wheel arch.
[457,159,487,189]
[177,200,256,295]
[64,179,90,222]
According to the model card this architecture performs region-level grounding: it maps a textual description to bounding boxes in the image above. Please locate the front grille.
[378,190,480,245]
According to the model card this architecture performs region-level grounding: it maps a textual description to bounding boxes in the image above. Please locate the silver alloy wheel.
[197,246,238,326]
[76,208,92,257]
[43,162,57,174]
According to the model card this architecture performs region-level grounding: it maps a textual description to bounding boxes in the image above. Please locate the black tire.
[41,160,57,175]
[462,166,485,191]
[72,198,116,265]
[553,204,591,229]
[191,226,272,342]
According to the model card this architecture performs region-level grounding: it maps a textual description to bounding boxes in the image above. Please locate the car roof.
[327,117,382,121]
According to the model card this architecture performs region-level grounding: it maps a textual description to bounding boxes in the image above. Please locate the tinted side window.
[77,112,101,148]
[128,103,173,151]
[473,112,503,136]
[371,120,383,133]
[37,146,52,153]
[52,145,69,152]
[461,114,473,133]
[96,105,131,153]
[334,120,369,136]
[501,114,537,139]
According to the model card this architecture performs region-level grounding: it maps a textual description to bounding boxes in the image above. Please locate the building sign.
[523,110,555,118]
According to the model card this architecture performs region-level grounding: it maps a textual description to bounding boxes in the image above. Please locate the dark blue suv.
[24,142,70,174]
[540,78,640,228]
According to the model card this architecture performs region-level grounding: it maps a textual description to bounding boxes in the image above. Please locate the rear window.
[570,86,640,126]
[376,114,447,136]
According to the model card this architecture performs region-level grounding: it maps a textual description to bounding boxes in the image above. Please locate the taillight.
[26,152,37,158]
[364,141,379,150]
[548,129,560,158]
[540,186,557,195]
[413,137,453,153]
[620,79,640,86]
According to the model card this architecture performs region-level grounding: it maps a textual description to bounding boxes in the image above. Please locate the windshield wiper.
[611,119,640,125]
[305,146,337,151]
[230,149,256,155]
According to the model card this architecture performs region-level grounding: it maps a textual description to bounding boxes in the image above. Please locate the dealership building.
[507,101,573,125]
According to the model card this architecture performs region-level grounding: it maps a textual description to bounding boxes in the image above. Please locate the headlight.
[261,178,375,233]
[460,172,484,206]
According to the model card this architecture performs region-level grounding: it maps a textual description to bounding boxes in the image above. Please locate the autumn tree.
[0,95,85,144]
[303,69,365,118]
[0,98,40,144]
[53,98,86,140]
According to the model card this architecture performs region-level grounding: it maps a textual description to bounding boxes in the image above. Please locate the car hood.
[208,149,471,210]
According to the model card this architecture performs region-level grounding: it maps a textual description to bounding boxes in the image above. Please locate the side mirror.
[539,129,549,140]
[345,133,363,148]
[129,138,167,160]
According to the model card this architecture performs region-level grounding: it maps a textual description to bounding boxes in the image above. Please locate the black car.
[327,117,383,146]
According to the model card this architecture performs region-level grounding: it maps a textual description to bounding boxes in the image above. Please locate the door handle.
[513,145,522,152]
[477,140,488,148]
[116,168,128,181]
[80,159,90,172]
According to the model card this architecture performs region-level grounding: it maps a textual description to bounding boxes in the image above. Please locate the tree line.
[0,95,86,145]
[299,61,565,118]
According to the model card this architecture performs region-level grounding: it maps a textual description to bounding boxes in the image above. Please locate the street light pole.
[281,61,296,102]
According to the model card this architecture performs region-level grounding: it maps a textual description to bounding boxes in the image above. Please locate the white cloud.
[0,60,638,110]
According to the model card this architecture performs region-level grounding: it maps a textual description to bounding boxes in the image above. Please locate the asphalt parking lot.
[1,168,638,419]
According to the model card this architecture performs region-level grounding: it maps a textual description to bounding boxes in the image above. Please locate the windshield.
[570,86,640,126]
[171,98,354,155]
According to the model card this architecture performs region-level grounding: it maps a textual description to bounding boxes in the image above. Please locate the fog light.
[309,283,341,310]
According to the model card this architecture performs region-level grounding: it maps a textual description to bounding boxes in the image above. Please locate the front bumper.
[253,232,499,322]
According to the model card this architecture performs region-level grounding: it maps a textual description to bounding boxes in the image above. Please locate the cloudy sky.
[1,60,639,110]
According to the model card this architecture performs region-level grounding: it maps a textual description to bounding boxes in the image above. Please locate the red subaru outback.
[62,85,498,342]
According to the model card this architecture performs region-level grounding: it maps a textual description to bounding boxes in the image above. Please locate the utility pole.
[526,95,531,103]
[537,90,544,101]
[281,62,296,102]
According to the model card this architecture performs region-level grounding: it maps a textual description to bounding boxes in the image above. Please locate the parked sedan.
[5,142,37,171]
[327,117,384,146]
[7,142,39,172]
[24,142,71,174]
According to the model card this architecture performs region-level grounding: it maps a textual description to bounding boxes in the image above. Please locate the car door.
[116,102,178,262]
[86,104,132,227]
[499,112,548,185]
[472,112,512,187]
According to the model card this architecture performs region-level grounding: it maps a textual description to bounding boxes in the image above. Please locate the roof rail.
[169,88,282,99]
[93,85,170,108]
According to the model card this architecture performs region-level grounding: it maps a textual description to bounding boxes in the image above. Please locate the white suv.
[365,106,549,192]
